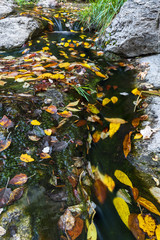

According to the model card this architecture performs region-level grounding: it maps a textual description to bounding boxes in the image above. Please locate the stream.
[0,4,160,240]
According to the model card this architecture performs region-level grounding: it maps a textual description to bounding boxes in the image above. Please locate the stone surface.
[0,0,17,19]
[0,16,43,50]
[103,0,160,57]
[37,0,59,8]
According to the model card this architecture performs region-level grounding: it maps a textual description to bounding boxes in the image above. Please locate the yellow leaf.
[137,197,160,216]
[109,123,121,138]
[105,117,127,124]
[41,17,54,25]
[131,88,141,96]
[80,53,85,57]
[20,154,34,162]
[113,197,130,228]
[87,222,97,240]
[58,111,72,118]
[0,139,11,152]
[59,62,70,68]
[31,120,41,126]
[111,96,118,104]
[64,42,69,47]
[95,71,107,78]
[0,80,6,86]
[92,131,101,143]
[138,214,156,237]
[123,131,132,158]
[40,153,51,159]
[67,99,80,107]
[42,47,49,51]
[156,225,160,240]
[102,98,110,106]
[98,172,115,192]
[134,133,143,139]
[97,93,104,99]
[44,129,52,136]
[114,170,133,188]
[87,104,100,114]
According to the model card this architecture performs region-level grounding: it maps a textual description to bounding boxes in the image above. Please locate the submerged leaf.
[123,131,132,158]
[113,197,130,228]
[94,179,107,204]
[114,170,133,188]
[128,214,145,240]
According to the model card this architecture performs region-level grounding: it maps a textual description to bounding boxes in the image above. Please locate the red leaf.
[68,217,84,240]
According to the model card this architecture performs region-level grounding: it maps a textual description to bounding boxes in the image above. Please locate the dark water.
[0,7,159,240]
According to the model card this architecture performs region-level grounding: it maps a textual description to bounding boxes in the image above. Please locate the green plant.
[72,85,92,101]
[15,0,39,6]
[79,0,126,34]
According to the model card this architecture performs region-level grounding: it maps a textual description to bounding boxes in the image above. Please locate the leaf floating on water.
[156,225,160,240]
[114,170,133,188]
[87,222,97,240]
[132,118,140,128]
[102,98,110,106]
[111,96,118,104]
[137,214,156,237]
[123,131,132,158]
[67,99,80,107]
[134,133,143,139]
[104,117,127,124]
[95,71,107,78]
[109,123,121,138]
[131,88,141,96]
[31,120,41,126]
[9,173,28,185]
[68,217,84,240]
[0,188,12,207]
[0,115,14,128]
[59,62,70,68]
[94,179,107,204]
[76,120,87,127]
[41,16,54,25]
[7,187,24,205]
[113,197,130,228]
[58,111,72,118]
[92,131,101,143]
[43,105,57,114]
[20,154,34,163]
[137,196,160,216]
[132,187,139,201]
[0,139,11,153]
[128,214,145,240]
[87,104,100,114]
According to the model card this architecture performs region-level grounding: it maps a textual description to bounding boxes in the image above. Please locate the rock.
[37,0,59,8]
[102,0,160,57]
[0,0,17,19]
[0,16,43,50]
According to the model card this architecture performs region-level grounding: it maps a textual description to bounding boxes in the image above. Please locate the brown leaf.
[132,187,139,201]
[7,187,24,204]
[0,188,12,207]
[137,196,160,216]
[43,105,57,114]
[94,179,107,204]
[92,131,101,143]
[68,217,84,240]
[58,209,75,231]
[140,115,148,121]
[128,214,145,240]
[0,115,14,128]
[0,139,11,152]
[9,173,28,185]
[75,120,87,127]
[123,131,132,158]
[132,118,140,128]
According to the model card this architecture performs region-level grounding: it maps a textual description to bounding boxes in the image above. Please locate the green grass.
[79,0,126,34]
[15,0,39,6]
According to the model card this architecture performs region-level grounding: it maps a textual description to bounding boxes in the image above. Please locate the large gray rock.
[103,0,160,57]
[0,16,43,50]
[37,0,59,8]
[0,0,17,18]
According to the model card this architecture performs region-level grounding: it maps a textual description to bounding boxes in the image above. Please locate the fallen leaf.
[97,171,115,192]
[76,120,87,127]
[114,170,133,188]
[87,104,100,114]
[20,154,34,162]
[128,214,145,240]
[95,71,107,78]
[156,225,160,240]
[40,153,51,159]
[0,139,11,152]
[92,131,101,143]
[137,197,160,216]
[58,111,72,118]
[134,133,143,139]
[68,217,84,240]
[104,117,127,124]
[132,187,139,201]
[59,62,70,68]
[111,96,118,104]
[132,88,141,96]
[9,174,28,185]
[0,188,12,207]
[138,214,156,237]
[31,120,41,126]
[102,98,110,106]
[7,187,24,204]
[132,118,140,128]
[140,126,155,139]
[87,222,97,240]
[0,80,6,86]
[67,100,80,107]
[43,105,57,114]
[94,179,107,204]
[44,129,52,136]
[58,209,75,231]
[109,123,121,138]
[123,131,132,158]
[113,197,130,228]
[0,115,14,128]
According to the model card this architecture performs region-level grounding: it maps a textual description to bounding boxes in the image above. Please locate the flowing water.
[0,5,159,240]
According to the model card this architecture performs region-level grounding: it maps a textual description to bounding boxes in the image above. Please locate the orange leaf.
[92,131,101,143]
[0,115,14,128]
[123,131,132,158]
[9,174,28,185]
[0,139,11,152]
[58,111,72,118]
[75,120,87,127]
[94,179,107,204]
[132,187,139,201]
[43,105,57,114]
[137,197,160,216]
[68,217,84,240]
[132,118,140,128]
